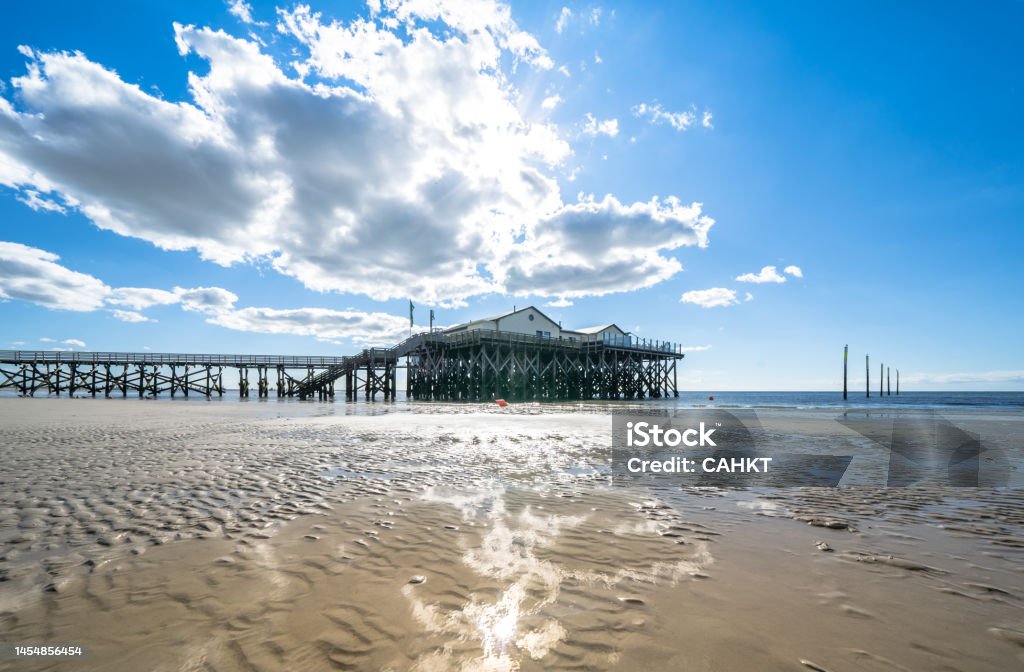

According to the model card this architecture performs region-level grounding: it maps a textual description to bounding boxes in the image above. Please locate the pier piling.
[843,345,848,400]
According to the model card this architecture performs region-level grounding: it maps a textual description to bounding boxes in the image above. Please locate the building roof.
[479,305,559,324]
[444,305,561,332]
[572,323,625,335]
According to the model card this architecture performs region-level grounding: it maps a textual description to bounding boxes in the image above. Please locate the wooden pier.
[0,330,684,403]
[0,351,354,400]
[404,330,682,402]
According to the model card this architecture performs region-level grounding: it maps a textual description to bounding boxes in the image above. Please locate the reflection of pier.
[0,330,684,402]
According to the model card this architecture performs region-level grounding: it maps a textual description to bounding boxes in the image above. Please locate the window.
[536,330,551,339]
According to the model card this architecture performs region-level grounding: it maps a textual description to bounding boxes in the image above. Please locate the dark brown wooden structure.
[1,330,685,403]
[404,331,682,401]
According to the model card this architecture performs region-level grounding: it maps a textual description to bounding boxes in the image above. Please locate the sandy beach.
[1,398,1022,671]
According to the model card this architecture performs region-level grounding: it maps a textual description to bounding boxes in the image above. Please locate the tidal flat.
[0,398,1022,671]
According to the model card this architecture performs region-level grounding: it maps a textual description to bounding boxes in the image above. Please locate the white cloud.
[17,189,66,213]
[589,7,602,25]
[0,241,110,311]
[594,51,602,64]
[783,265,803,278]
[210,306,410,345]
[702,110,713,129]
[0,241,409,345]
[679,344,712,352]
[680,287,738,308]
[581,113,619,138]
[107,287,180,310]
[633,102,696,131]
[174,286,239,314]
[736,265,786,284]
[541,94,562,110]
[0,3,714,304]
[500,194,713,297]
[555,7,572,34]
[227,0,256,24]
[744,291,753,301]
[111,309,153,323]
[543,297,573,307]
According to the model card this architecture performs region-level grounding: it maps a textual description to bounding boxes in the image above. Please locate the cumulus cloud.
[680,287,738,308]
[784,265,803,278]
[702,110,713,129]
[679,344,712,352]
[174,286,240,314]
[500,194,713,297]
[0,3,713,303]
[0,240,408,345]
[736,265,786,284]
[581,113,619,138]
[0,241,110,311]
[211,306,409,345]
[107,287,180,310]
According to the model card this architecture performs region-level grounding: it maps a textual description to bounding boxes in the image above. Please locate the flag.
[429,309,435,329]
[409,300,414,328]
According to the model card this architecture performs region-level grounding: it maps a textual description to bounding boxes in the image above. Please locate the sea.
[2,389,1022,410]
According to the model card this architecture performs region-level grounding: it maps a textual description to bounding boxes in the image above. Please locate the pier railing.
[0,350,349,367]
[432,330,685,356]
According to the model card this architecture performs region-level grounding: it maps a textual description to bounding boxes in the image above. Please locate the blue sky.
[1,0,1021,390]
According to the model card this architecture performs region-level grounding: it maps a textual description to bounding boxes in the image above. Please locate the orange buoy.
[495,399,509,407]
[708,395,714,401]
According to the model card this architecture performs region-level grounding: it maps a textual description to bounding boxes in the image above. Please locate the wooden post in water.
[843,345,848,400]
[897,369,900,395]
[866,354,870,398]
[880,362,883,397]
[887,367,891,396]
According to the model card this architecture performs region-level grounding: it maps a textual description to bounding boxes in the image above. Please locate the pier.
[0,329,684,402]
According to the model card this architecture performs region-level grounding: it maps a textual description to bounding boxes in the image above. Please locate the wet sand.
[1,398,1022,670]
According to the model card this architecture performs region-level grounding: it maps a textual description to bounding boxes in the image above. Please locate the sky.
[1,0,1022,390]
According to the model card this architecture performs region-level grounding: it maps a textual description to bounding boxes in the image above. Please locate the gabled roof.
[573,323,626,335]
[480,305,560,326]
[445,305,561,332]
